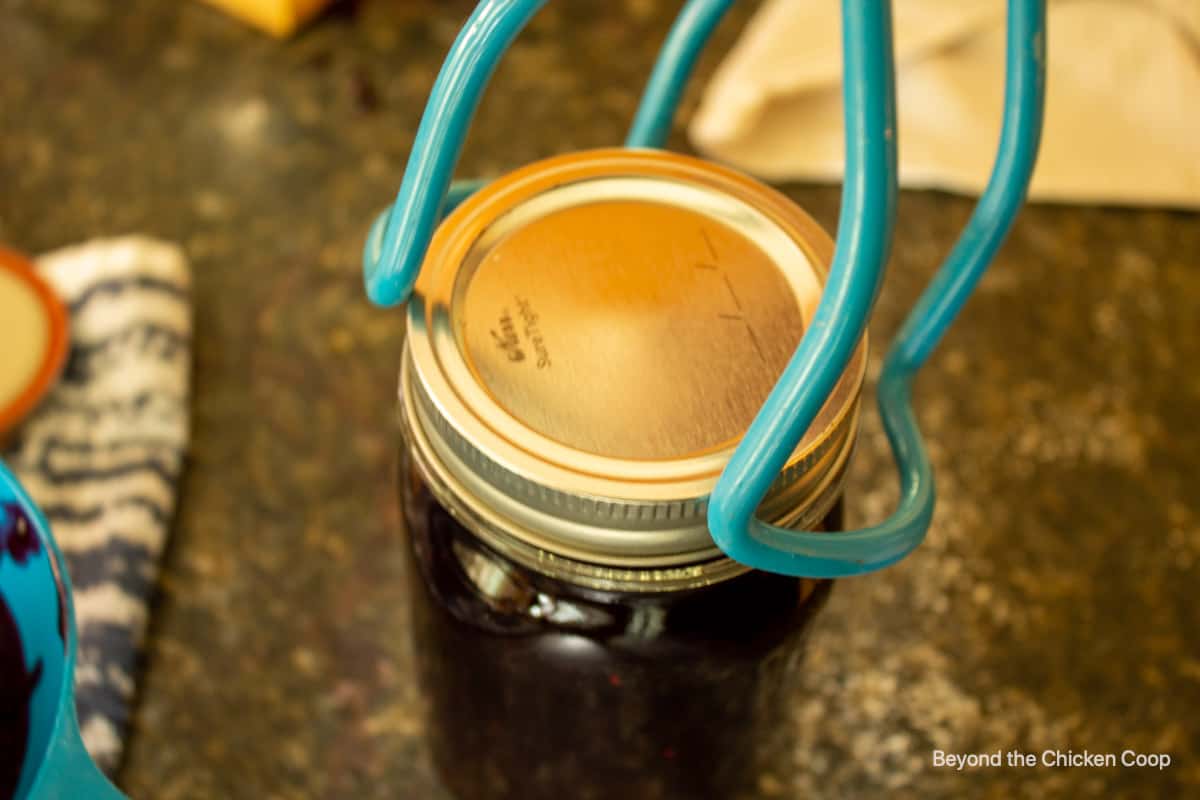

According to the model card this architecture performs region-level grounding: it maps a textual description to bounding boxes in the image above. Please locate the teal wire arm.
[363,0,549,308]
[706,0,1047,577]
[626,0,737,149]
[704,0,899,575]
[363,0,740,306]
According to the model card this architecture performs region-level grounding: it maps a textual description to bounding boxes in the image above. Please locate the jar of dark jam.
[396,150,866,800]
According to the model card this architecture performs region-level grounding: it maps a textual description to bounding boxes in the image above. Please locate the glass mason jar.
[397,149,865,800]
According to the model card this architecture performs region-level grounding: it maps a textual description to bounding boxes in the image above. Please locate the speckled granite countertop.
[2,1,1197,798]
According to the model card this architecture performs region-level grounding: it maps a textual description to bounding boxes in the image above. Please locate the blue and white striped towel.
[2,237,191,774]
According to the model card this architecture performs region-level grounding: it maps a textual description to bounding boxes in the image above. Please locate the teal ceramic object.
[0,461,125,800]
[362,0,1047,577]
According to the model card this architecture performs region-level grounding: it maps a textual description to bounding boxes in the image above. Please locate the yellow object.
[199,0,333,37]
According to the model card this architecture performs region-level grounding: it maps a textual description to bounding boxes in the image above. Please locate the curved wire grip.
[708,0,1046,576]
[363,0,549,307]
[362,0,737,307]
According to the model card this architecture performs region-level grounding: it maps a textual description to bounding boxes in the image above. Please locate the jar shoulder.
[403,466,832,652]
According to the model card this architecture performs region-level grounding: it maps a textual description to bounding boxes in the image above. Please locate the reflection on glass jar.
[395,149,866,800]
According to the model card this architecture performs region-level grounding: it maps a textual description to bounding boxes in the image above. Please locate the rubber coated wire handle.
[626,0,737,149]
[362,0,737,305]
[361,0,1046,578]
[706,0,1047,576]
[363,0,549,307]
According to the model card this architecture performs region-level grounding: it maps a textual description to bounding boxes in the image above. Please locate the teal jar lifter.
[363,1,1046,797]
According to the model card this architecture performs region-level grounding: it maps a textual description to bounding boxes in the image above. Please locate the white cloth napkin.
[2,237,191,773]
[690,0,1200,209]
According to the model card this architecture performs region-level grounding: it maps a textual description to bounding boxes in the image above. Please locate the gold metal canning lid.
[401,148,866,574]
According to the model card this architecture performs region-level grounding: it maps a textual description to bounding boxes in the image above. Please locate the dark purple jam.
[1,596,40,800]
[2,504,52,798]
[400,452,838,800]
